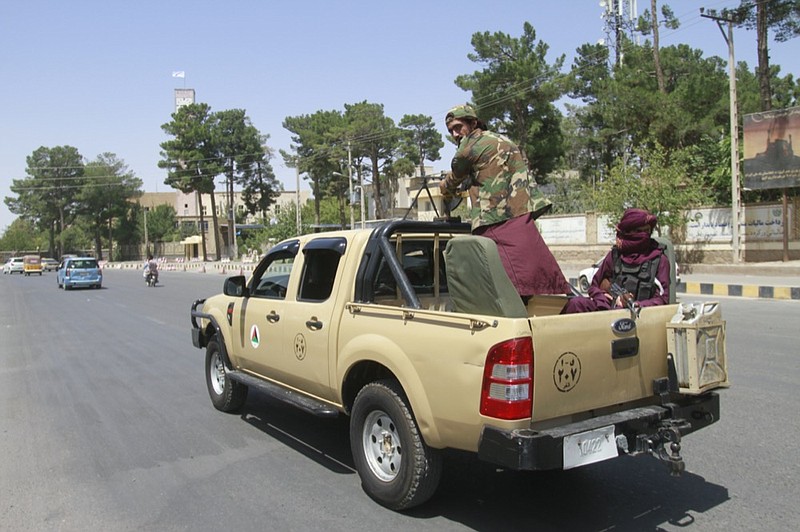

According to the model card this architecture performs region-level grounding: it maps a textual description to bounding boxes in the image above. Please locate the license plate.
[563,425,618,470]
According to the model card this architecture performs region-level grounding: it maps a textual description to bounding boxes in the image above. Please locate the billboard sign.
[743,106,800,190]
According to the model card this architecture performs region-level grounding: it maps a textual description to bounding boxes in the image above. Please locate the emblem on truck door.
[294,333,307,360]
[250,325,260,349]
[554,352,581,392]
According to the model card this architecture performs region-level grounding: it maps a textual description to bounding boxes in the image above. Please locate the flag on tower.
[172,71,185,78]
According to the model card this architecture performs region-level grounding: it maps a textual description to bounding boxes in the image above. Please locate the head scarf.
[615,208,659,260]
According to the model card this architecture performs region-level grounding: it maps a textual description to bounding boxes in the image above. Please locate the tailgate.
[528,304,678,423]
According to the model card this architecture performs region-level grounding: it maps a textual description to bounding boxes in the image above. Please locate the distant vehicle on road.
[3,257,24,274]
[57,257,103,290]
[577,257,605,293]
[23,255,43,276]
[41,258,59,272]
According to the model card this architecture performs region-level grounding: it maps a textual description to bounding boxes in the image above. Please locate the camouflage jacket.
[443,128,551,230]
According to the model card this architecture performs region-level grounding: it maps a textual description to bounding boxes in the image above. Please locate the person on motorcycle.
[143,254,159,285]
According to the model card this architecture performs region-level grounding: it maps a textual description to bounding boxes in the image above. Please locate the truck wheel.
[350,379,442,510]
[205,337,247,412]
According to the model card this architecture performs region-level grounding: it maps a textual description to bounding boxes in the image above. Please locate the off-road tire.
[205,337,248,412]
[350,379,442,510]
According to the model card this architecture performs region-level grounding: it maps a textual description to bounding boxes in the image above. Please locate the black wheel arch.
[341,360,396,415]
[191,301,233,371]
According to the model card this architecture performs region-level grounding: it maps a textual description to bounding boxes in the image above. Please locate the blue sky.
[1,0,797,232]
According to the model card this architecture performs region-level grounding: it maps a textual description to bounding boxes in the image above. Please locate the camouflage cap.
[445,104,486,129]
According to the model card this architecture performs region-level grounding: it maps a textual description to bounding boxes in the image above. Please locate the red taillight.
[65,268,71,278]
[480,337,533,420]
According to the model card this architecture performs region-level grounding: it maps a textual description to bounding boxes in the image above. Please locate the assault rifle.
[610,282,640,320]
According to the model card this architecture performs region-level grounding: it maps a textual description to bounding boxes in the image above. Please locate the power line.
[9,3,759,181]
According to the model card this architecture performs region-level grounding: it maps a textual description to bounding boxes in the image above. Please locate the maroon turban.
[615,208,658,257]
[616,208,657,234]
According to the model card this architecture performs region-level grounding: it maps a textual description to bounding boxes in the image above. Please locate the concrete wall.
[543,201,799,265]
[107,200,797,264]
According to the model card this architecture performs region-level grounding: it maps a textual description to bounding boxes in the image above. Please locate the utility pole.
[347,141,354,230]
[231,200,238,260]
[701,8,742,264]
[143,206,149,258]
[359,167,366,229]
[295,165,302,235]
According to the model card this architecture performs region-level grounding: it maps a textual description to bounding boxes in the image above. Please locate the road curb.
[568,277,800,300]
[678,281,800,300]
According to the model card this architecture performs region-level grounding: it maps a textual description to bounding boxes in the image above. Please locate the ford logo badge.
[612,318,636,334]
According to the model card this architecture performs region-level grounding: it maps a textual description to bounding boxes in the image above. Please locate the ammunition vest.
[611,245,664,301]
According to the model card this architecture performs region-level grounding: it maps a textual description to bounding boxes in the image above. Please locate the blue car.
[57,257,103,290]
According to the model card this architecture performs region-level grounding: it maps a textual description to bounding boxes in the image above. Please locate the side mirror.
[223,275,248,297]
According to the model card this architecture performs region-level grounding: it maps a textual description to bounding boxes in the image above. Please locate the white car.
[577,256,680,294]
[577,258,604,293]
[3,257,24,274]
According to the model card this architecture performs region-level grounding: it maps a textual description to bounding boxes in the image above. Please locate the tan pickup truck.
[190,219,728,510]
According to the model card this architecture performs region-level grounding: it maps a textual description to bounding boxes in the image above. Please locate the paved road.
[1,268,799,530]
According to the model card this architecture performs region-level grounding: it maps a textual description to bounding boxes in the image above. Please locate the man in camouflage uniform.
[440,104,571,298]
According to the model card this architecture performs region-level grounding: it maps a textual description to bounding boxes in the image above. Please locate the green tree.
[60,217,93,255]
[344,101,399,219]
[160,103,223,261]
[0,218,42,252]
[454,21,566,182]
[114,206,142,259]
[251,200,314,245]
[282,109,347,225]
[77,153,142,260]
[241,140,281,221]
[212,109,278,258]
[5,145,85,257]
[564,44,621,182]
[397,114,444,177]
[567,40,734,196]
[593,143,710,238]
[726,0,800,111]
[636,1,680,94]
[144,204,177,244]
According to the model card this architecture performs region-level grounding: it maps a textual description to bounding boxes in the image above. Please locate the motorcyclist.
[143,254,159,285]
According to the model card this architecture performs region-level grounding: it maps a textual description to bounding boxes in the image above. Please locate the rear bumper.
[478,392,720,471]
[65,276,102,287]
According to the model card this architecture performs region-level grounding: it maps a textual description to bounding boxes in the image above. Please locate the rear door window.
[71,259,98,269]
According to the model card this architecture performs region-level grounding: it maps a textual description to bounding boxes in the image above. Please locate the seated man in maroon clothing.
[562,208,670,314]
